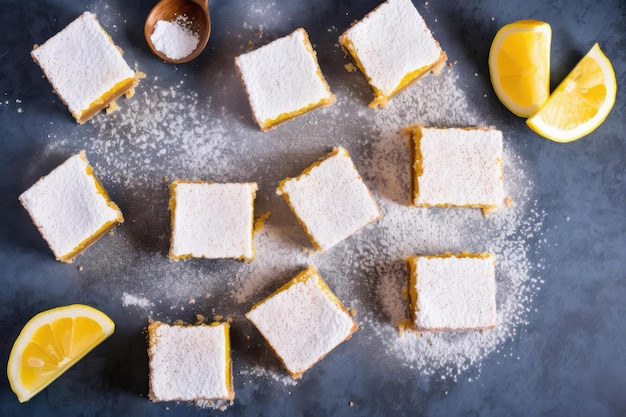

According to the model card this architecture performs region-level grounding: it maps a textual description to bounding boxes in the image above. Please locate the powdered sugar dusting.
[238,364,298,386]
[89,81,229,187]
[47,77,248,190]
[231,221,310,304]
[345,69,546,378]
[122,292,153,309]
[39,57,546,386]
[372,67,477,130]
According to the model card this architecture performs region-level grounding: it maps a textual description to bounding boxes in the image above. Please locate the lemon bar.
[148,321,234,402]
[339,0,447,108]
[277,147,381,252]
[246,265,358,378]
[169,181,257,261]
[407,253,497,331]
[406,125,504,215]
[234,28,335,131]
[31,12,142,124]
[18,151,123,263]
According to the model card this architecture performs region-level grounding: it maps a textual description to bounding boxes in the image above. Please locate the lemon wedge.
[7,304,115,403]
[489,20,551,117]
[527,43,616,142]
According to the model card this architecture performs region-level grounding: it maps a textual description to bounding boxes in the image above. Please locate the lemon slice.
[527,43,616,142]
[489,20,551,117]
[7,304,115,403]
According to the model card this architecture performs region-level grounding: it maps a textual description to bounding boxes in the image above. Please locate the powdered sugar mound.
[150,16,200,61]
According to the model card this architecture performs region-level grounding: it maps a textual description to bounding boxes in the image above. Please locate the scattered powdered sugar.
[194,399,231,411]
[47,77,243,191]
[238,364,298,387]
[371,66,477,130]
[343,68,547,379]
[39,55,547,386]
[359,147,545,378]
[150,16,200,60]
[1,96,24,113]
[231,221,311,304]
[122,292,153,310]
[228,68,545,380]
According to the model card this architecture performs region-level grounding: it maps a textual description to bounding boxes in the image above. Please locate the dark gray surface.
[1,0,625,416]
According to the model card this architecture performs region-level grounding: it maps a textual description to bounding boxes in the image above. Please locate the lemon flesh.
[527,43,616,142]
[489,20,551,117]
[7,304,115,403]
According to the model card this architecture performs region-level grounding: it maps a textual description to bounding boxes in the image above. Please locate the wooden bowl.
[144,0,211,64]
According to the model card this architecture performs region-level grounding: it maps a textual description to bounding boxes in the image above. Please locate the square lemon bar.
[169,181,257,261]
[234,28,335,131]
[31,12,142,123]
[277,147,381,252]
[148,321,234,402]
[19,151,123,263]
[406,125,505,215]
[407,253,497,331]
[339,0,447,108]
[246,265,358,378]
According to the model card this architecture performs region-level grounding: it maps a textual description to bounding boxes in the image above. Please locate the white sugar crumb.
[122,292,153,309]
